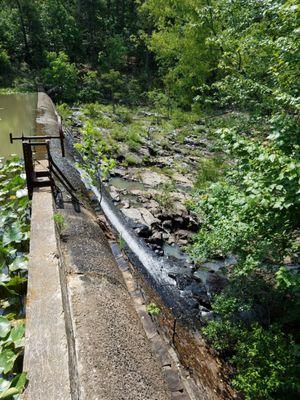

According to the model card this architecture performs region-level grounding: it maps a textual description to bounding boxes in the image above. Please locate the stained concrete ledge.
[22,187,71,400]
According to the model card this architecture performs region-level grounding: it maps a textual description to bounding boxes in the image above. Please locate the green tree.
[41,51,78,102]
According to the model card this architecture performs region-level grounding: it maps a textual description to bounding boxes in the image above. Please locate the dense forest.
[0,1,299,399]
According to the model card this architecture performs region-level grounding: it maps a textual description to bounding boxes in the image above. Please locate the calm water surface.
[0,93,37,158]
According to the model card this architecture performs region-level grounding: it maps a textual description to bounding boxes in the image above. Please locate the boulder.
[109,187,120,202]
[140,170,171,187]
[122,207,159,227]
[134,225,152,238]
[148,231,163,245]
[172,172,193,187]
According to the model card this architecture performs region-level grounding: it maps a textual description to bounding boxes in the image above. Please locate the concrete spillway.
[74,164,199,323]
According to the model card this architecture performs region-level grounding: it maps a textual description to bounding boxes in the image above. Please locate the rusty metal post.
[56,113,65,157]
[22,141,34,200]
[59,125,65,158]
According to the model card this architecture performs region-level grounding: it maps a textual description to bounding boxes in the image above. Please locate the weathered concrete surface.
[59,204,172,400]
[23,187,71,400]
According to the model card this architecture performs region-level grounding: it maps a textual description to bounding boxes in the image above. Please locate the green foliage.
[41,51,78,102]
[74,121,116,180]
[204,318,296,399]
[79,71,102,103]
[195,156,227,190]
[53,213,66,233]
[100,69,125,108]
[56,103,72,123]
[118,235,126,250]
[154,182,175,211]
[146,302,161,316]
[0,47,10,76]
[202,271,300,399]
[0,157,29,397]
[190,127,299,267]
[124,153,140,166]
[147,90,171,112]
[126,127,143,152]
[98,35,127,71]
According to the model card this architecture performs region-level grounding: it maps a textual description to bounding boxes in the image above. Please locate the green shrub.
[195,156,227,190]
[98,35,127,71]
[126,127,143,152]
[80,71,102,103]
[124,153,141,166]
[41,51,78,102]
[82,103,104,119]
[56,103,72,123]
[0,46,11,76]
[202,271,299,399]
[0,157,29,397]
[154,182,175,211]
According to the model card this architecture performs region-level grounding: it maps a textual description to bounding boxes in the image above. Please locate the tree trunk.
[15,0,30,63]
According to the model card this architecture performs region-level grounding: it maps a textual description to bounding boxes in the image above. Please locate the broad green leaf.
[0,387,19,398]
[8,324,25,348]
[10,372,27,394]
[0,378,11,392]
[2,223,23,247]
[0,349,17,374]
[0,317,11,339]
[9,257,28,272]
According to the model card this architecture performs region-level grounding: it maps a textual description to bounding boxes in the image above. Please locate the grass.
[195,155,228,189]
[53,212,66,233]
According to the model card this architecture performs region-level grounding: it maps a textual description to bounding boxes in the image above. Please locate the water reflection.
[0,93,37,158]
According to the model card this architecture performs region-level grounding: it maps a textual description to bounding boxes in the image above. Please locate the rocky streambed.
[65,105,232,319]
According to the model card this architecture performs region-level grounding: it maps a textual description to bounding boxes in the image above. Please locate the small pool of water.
[0,92,37,159]
[110,177,145,191]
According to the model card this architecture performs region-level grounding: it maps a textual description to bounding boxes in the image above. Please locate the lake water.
[0,93,37,158]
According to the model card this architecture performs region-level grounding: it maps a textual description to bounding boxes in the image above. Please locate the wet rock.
[111,168,127,178]
[186,216,199,232]
[145,199,160,210]
[148,231,163,245]
[176,230,193,240]
[174,216,184,228]
[198,306,214,320]
[185,298,199,310]
[131,189,149,198]
[174,275,194,290]
[206,273,227,295]
[162,220,173,230]
[122,207,159,227]
[162,233,169,241]
[122,208,144,224]
[110,187,120,202]
[140,208,160,226]
[121,200,130,209]
[193,269,210,285]
[134,225,152,238]
[185,282,209,305]
[167,235,176,245]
